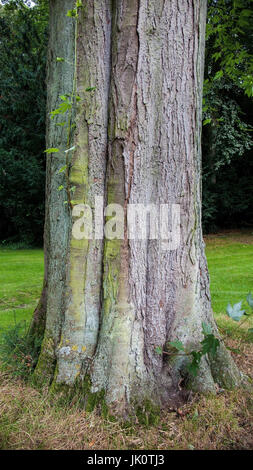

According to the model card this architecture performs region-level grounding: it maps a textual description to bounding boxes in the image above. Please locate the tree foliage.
[202,0,253,232]
[206,0,253,97]
[0,0,48,245]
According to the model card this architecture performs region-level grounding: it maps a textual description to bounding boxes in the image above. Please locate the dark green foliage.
[202,1,253,233]
[0,1,48,245]
[187,351,203,378]
[186,323,220,377]
[200,333,220,358]
[206,0,253,97]
[202,146,253,232]
[203,82,252,171]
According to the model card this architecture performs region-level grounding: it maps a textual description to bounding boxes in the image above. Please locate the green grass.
[205,231,253,317]
[0,231,252,338]
[0,248,44,337]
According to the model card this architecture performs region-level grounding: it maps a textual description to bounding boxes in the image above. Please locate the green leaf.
[214,70,224,81]
[44,148,59,154]
[76,0,83,7]
[201,334,220,358]
[246,292,253,310]
[56,57,65,62]
[187,351,202,377]
[154,346,163,355]
[226,301,245,321]
[67,9,77,17]
[58,165,67,174]
[203,118,212,126]
[168,340,185,352]
[50,101,72,119]
[85,86,96,92]
[58,185,64,191]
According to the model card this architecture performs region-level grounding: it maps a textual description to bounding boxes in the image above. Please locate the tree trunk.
[33,0,243,415]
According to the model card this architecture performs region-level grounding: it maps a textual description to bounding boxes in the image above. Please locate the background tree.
[202,0,253,232]
[31,0,244,416]
[0,0,48,245]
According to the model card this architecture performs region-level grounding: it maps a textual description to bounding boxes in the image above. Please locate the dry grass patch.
[0,363,252,450]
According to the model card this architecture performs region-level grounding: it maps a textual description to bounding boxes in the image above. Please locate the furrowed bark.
[33,0,76,385]
[56,0,112,385]
[34,0,112,386]
[90,0,242,411]
[33,0,244,412]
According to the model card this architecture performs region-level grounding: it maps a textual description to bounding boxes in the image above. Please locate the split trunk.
[32,0,242,415]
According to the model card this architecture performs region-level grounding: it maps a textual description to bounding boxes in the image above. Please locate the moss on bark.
[32,333,56,387]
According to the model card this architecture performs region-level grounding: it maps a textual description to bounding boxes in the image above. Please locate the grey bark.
[33,0,243,413]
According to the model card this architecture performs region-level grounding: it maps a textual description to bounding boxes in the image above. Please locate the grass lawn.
[205,230,253,339]
[0,230,252,335]
[0,249,43,336]
[205,229,253,314]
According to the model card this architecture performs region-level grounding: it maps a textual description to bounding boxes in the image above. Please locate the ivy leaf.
[168,340,185,352]
[58,165,67,174]
[246,292,253,310]
[67,9,78,18]
[50,101,72,119]
[187,351,202,377]
[58,185,64,191]
[85,86,96,92]
[203,118,212,126]
[44,148,59,154]
[226,301,245,321]
[154,346,163,355]
[201,334,220,358]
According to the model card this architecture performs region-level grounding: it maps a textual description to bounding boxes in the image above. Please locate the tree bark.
[33,0,243,415]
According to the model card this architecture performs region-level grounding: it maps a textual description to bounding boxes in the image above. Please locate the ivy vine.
[44,0,93,210]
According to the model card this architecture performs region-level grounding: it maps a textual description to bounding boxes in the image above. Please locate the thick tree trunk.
[33,0,243,414]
